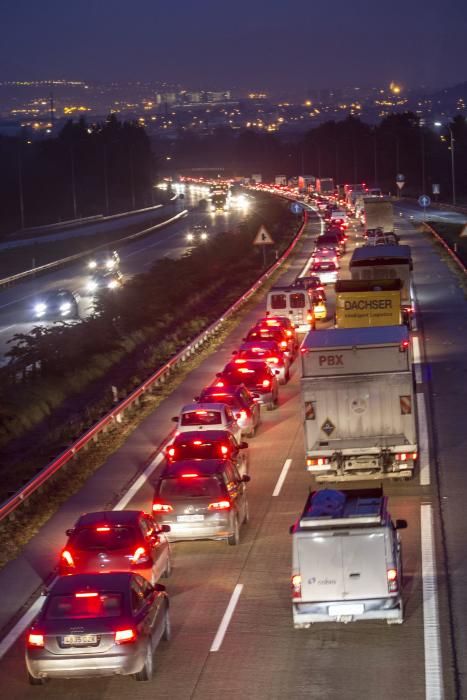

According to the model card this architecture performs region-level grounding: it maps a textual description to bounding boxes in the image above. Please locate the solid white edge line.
[114,452,164,511]
[0,450,165,660]
[412,336,423,385]
[421,504,444,700]
[210,584,244,652]
[272,459,292,497]
[416,393,430,486]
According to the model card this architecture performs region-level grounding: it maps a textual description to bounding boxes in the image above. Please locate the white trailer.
[364,198,394,233]
[300,325,417,481]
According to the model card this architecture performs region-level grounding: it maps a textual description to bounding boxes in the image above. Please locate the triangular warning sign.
[253,225,274,245]
[460,224,467,238]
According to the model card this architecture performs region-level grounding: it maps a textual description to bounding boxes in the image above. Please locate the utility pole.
[70,146,78,219]
[17,141,25,229]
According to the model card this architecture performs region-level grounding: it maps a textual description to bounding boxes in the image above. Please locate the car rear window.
[229,367,269,384]
[46,593,123,619]
[270,294,287,309]
[160,476,223,499]
[172,440,224,460]
[72,527,138,552]
[313,262,336,272]
[181,410,222,426]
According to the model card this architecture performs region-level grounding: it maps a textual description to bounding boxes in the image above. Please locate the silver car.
[172,402,242,443]
[153,458,250,545]
[26,572,170,684]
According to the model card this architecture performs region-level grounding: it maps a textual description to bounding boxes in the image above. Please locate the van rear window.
[290,293,306,308]
[270,294,287,309]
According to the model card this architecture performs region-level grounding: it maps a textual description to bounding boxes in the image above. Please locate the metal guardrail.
[0,209,188,289]
[423,222,467,273]
[0,211,307,522]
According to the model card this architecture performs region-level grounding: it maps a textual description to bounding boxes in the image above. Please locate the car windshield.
[160,476,223,498]
[181,410,222,426]
[72,526,138,551]
[46,592,123,619]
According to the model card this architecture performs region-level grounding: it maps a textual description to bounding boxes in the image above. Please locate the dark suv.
[153,459,250,545]
[196,384,261,438]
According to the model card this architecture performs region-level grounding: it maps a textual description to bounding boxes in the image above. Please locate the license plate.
[328,604,364,617]
[62,634,97,646]
[177,514,204,522]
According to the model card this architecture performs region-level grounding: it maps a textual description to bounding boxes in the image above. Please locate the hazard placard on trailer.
[400,395,412,415]
[253,225,274,245]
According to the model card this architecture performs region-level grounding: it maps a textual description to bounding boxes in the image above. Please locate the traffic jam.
[21,184,428,691]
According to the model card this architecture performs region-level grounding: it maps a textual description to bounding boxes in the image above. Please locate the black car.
[33,288,79,320]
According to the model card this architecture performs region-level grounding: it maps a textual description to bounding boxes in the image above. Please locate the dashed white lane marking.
[416,392,430,487]
[210,584,244,652]
[420,504,444,700]
[412,335,423,384]
[272,459,292,497]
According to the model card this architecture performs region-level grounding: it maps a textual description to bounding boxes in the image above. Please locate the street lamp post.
[17,141,25,229]
[434,122,456,205]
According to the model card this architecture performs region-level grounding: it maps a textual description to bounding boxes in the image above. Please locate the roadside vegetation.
[0,193,300,502]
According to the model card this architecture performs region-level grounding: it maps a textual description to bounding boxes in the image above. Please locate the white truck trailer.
[363,197,394,233]
[300,325,417,481]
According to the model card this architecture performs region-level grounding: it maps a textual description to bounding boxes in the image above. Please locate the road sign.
[290,202,303,215]
[460,224,467,238]
[396,173,405,182]
[432,184,440,195]
[396,181,405,190]
[418,195,431,208]
[253,225,274,245]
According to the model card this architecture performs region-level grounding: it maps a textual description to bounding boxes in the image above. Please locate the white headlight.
[108,279,118,289]
[201,232,208,241]
[60,302,71,313]
[87,280,98,292]
[186,233,194,242]
[105,259,114,269]
[34,302,47,314]
[88,260,97,269]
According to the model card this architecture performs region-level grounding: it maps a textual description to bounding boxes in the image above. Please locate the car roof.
[173,429,232,442]
[50,572,133,595]
[180,403,227,413]
[161,458,230,478]
[240,340,278,351]
[75,510,143,528]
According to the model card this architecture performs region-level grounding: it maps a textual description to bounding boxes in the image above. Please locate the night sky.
[2,0,467,92]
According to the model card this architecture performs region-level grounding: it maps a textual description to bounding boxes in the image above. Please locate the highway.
[0,185,249,362]
[0,203,460,698]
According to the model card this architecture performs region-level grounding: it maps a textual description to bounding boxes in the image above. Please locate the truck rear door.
[341,530,388,599]
[297,534,344,602]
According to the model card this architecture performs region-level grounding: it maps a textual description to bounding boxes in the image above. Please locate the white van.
[290,488,407,626]
[266,286,315,332]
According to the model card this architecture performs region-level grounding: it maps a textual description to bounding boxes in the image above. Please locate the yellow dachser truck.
[335,279,402,328]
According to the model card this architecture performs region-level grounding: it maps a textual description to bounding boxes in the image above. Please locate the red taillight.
[267,356,279,364]
[153,502,173,513]
[262,379,270,388]
[27,633,44,648]
[387,568,398,592]
[61,549,74,567]
[132,546,150,565]
[400,340,409,352]
[280,341,287,348]
[215,380,225,387]
[115,628,136,644]
[286,329,292,336]
[307,312,314,322]
[208,500,231,510]
[291,574,302,598]
[193,440,202,445]
[220,445,229,456]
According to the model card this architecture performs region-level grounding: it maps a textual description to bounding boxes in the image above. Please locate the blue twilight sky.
[1,0,467,92]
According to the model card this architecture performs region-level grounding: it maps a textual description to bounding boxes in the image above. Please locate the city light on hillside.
[389,82,402,95]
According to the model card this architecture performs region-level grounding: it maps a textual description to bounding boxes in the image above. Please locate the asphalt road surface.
[0,205,460,699]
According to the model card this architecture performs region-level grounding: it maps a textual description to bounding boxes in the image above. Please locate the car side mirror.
[239,441,249,449]
[232,350,238,355]
[216,372,222,378]
[171,416,179,422]
[194,396,200,401]
[289,525,295,535]
[241,475,251,483]
[65,528,74,537]
[395,519,407,530]
[160,524,171,533]
[154,583,166,592]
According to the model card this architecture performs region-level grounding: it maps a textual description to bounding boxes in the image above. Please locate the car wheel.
[267,401,275,411]
[162,608,171,641]
[135,642,153,682]
[162,554,172,579]
[228,516,240,546]
[28,673,45,686]
[285,369,291,383]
